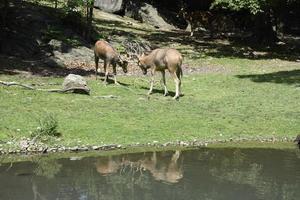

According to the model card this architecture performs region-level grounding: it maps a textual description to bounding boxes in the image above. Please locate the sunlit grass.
[0,69,299,147]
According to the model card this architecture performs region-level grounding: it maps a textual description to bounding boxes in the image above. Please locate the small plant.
[32,114,60,138]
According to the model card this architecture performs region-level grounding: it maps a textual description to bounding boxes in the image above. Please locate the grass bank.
[0,4,300,153]
[0,62,299,151]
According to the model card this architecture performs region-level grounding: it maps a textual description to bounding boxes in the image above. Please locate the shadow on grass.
[93,18,152,36]
[140,86,176,96]
[2,1,300,79]
[236,70,300,86]
[0,56,96,77]
[141,30,300,62]
[97,76,130,86]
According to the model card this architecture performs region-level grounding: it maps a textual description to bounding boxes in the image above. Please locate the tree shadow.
[0,0,95,77]
[236,70,300,86]
[141,29,300,62]
[204,36,300,61]
[2,0,300,79]
[0,55,96,77]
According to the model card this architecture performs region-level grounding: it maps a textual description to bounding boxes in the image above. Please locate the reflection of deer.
[140,150,183,183]
[95,151,183,183]
[95,156,122,175]
[32,180,48,200]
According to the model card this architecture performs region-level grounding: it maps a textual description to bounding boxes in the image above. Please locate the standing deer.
[137,48,183,99]
[94,40,128,84]
[179,8,234,37]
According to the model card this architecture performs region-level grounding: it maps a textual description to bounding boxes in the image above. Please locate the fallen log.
[0,81,35,90]
[0,81,90,95]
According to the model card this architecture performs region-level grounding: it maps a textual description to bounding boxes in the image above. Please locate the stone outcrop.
[62,74,90,94]
[94,0,124,13]
[124,2,176,30]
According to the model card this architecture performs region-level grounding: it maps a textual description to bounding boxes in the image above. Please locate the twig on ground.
[94,95,118,99]
[0,81,35,90]
[1,80,89,94]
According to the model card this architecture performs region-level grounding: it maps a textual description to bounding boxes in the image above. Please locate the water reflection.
[95,151,183,183]
[0,148,299,200]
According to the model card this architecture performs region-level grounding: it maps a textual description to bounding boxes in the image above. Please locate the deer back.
[94,40,119,62]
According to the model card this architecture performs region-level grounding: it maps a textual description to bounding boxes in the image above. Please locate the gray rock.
[47,40,93,68]
[70,146,79,151]
[78,147,89,151]
[44,56,66,68]
[139,3,175,30]
[19,140,29,149]
[48,39,63,52]
[62,74,90,94]
[92,146,100,150]
[94,0,124,13]
[125,2,175,30]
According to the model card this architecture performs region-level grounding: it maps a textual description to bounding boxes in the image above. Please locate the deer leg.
[170,72,181,99]
[103,61,109,85]
[176,67,182,96]
[161,71,168,96]
[172,150,181,163]
[112,63,120,85]
[190,24,194,37]
[95,56,99,80]
[148,69,155,95]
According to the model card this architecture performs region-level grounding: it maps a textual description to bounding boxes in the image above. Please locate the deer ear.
[137,53,145,61]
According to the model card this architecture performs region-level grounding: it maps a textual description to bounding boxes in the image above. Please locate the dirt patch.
[182,64,232,75]
[0,55,230,78]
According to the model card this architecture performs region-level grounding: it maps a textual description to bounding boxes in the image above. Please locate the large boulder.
[62,74,90,94]
[94,0,124,13]
[47,39,94,68]
[125,2,175,30]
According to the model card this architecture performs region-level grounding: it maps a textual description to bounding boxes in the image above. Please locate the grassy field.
[0,7,300,150]
[0,61,299,148]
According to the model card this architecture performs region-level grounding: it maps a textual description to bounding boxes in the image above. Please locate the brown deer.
[179,9,215,37]
[179,8,234,37]
[137,48,183,99]
[94,40,128,84]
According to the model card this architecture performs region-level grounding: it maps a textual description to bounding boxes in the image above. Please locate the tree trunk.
[1,0,9,28]
[86,0,94,41]
[253,10,278,43]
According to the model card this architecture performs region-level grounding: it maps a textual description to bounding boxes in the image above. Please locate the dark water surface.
[0,148,299,200]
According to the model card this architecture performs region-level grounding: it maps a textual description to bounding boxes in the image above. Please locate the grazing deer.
[137,48,183,99]
[179,9,215,37]
[179,9,234,37]
[94,40,128,84]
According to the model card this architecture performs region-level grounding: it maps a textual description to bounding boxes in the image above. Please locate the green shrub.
[32,114,60,138]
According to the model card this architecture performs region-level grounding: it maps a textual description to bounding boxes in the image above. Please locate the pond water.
[0,148,299,200]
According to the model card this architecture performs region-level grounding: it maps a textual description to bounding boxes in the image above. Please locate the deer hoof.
[173,96,179,100]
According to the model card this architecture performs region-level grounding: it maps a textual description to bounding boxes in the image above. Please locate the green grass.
[0,3,299,150]
[0,64,299,148]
